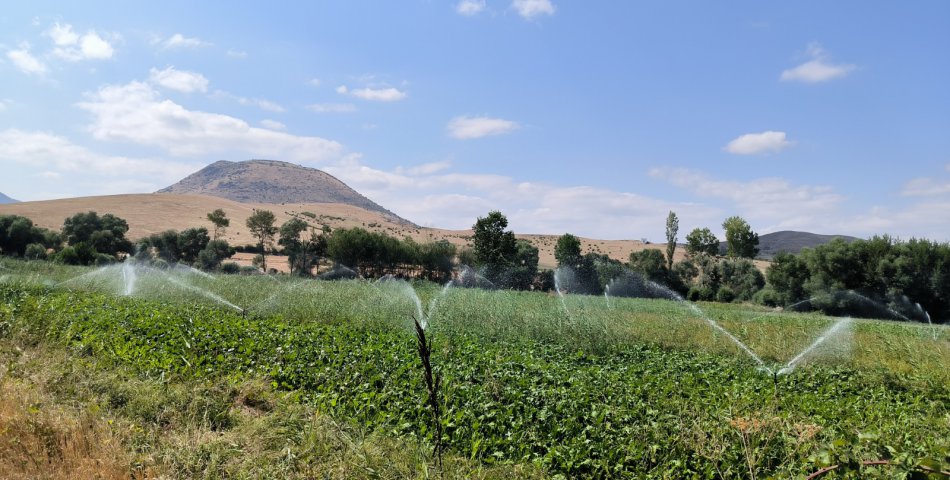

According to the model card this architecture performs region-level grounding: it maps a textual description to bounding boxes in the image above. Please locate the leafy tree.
[685,227,719,257]
[207,209,230,241]
[665,211,679,271]
[24,243,48,260]
[0,215,58,257]
[554,233,583,267]
[628,249,668,283]
[177,227,210,263]
[765,252,810,305]
[246,209,278,271]
[279,218,326,276]
[196,239,234,271]
[716,257,765,301]
[418,240,456,283]
[62,211,132,257]
[503,240,539,290]
[722,216,759,259]
[471,211,517,285]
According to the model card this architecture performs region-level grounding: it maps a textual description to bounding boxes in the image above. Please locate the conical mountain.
[158,159,413,225]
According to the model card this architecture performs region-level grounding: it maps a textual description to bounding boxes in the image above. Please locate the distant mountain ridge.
[158,159,414,226]
[0,192,18,204]
[750,230,859,259]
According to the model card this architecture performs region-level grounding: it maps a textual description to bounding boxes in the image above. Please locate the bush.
[687,286,715,302]
[151,259,169,270]
[240,266,260,275]
[94,253,116,266]
[24,243,47,260]
[220,262,241,274]
[753,287,782,307]
[716,286,736,303]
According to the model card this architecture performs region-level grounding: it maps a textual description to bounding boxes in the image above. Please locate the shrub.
[687,286,715,302]
[716,286,736,303]
[24,243,47,260]
[753,287,782,307]
[220,262,241,274]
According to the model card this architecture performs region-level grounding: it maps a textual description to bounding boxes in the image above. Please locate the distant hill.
[0,192,18,204]
[158,159,414,226]
[745,230,859,259]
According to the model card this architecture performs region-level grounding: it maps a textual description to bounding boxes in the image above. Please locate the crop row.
[1,284,947,478]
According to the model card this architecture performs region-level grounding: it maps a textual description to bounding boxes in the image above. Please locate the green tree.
[207,209,230,241]
[471,211,517,285]
[279,218,325,276]
[504,240,539,290]
[196,239,234,271]
[685,227,719,257]
[722,216,759,258]
[554,233,582,267]
[0,215,57,257]
[177,227,210,264]
[61,211,132,257]
[665,211,679,271]
[246,209,278,272]
[628,249,668,282]
[765,252,810,305]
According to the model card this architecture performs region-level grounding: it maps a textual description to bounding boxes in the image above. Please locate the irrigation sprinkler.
[413,314,444,470]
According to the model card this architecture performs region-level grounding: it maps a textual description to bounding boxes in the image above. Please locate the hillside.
[0,193,686,270]
[0,192,18,204]
[755,230,858,258]
[158,159,414,226]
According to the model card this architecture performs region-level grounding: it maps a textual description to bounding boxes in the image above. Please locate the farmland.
[1,257,948,478]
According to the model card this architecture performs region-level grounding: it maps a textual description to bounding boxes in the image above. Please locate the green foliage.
[665,211,679,271]
[206,208,230,240]
[246,209,278,271]
[196,239,235,271]
[23,243,47,260]
[177,227,210,263]
[502,239,539,290]
[685,227,719,257]
[0,215,60,257]
[326,228,455,281]
[2,283,946,479]
[279,218,326,276]
[471,211,518,286]
[722,216,759,259]
[53,242,98,265]
[767,236,950,323]
[62,211,132,257]
[554,233,582,267]
[219,261,241,274]
[628,249,668,283]
[717,257,765,301]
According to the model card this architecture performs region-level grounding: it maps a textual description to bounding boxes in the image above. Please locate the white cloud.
[724,131,792,155]
[338,85,408,102]
[0,128,196,181]
[308,78,321,87]
[512,0,555,19]
[149,66,209,93]
[226,49,247,59]
[447,115,520,139]
[306,103,357,113]
[7,44,48,75]
[259,119,286,131]
[456,0,486,15]
[902,177,950,197]
[47,23,115,61]
[650,167,844,233]
[322,157,716,239]
[781,43,856,83]
[77,81,343,164]
[211,90,285,112]
[161,33,211,49]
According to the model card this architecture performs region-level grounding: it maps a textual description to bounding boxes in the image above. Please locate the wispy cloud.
[149,66,209,93]
[6,43,48,75]
[724,131,792,155]
[160,33,211,49]
[0,128,196,181]
[259,119,286,131]
[46,22,115,61]
[337,84,408,102]
[512,0,555,19]
[456,0,486,16]
[781,43,856,84]
[211,90,285,112]
[77,80,342,163]
[226,49,247,59]
[306,103,357,113]
[447,115,520,139]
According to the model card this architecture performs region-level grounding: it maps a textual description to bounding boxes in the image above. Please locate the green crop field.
[1,257,948,478]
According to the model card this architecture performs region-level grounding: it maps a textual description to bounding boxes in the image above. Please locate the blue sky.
[2,1,949,241]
